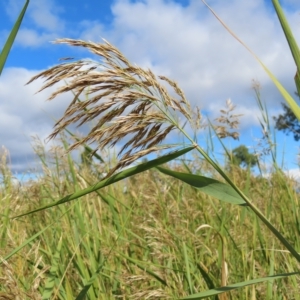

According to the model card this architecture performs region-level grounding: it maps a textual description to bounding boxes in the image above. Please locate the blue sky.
[1,0,300,179]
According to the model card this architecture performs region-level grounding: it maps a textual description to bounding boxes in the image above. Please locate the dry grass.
[214,98,242,140]
[2,38,295,299]
[2,132,300,299]
[27,38,196,176]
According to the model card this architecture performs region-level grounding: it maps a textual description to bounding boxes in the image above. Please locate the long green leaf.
[202,0,300,121]
[157,163,300,262]
[1,223,52,264]
[156,166,246,205]
[272,0,300,71]
[183,242,193,294]
[272,0,300,106]
[180,272,299,299]
[13,146,195,218]
[200,0,300,265]
[42,237,63,299]
[0,0,29,75]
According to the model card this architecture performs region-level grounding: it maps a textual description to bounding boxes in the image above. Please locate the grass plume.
[27,38,194,176]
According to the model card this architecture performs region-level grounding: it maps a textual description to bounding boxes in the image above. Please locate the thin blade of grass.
[13,146,195,218]
[196,263,216,290]
[119,253,168,286]
[0,0,29,76]
[272,0,300,95]
[183,242,193,294]
[180,272,300,299]
[201,0,300,121]
[42,237,63,299]
[267,244,275,299]
[199,0,300,265]
[64,127,104,163]
[295,72,300,97]
[272,1,300,68]
[1,223,52,264]
[2,206,73,264]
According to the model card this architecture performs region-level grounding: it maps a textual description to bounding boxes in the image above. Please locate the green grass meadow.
[1,0,300,299]
[1,129,300,299]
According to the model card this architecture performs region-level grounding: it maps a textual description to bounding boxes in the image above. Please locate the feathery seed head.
[214,98,242,140]
[27,38,194,175]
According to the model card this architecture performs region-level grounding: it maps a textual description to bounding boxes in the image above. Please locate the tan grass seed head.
[27,38,193,175]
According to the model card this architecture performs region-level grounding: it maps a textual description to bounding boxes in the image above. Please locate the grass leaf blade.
[13,146,195,218]
[180,272,300,299]
[156,166,246,205]
[202,0,300,121]
[1,223,52,264]
[272,0,300,71]
[42,237,63,299]
[0,0,29,76]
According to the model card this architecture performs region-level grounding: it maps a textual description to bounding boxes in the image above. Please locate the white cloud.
[0,67,72,172]
[285,168,300,181]
[78,20,106,42]
[75,0,300,129]
[2,0,300,172]
[15,28,58,47]
[29,1,64,32]
[3,0,25,20]
[5,0,64,31]
[282,0,300,6]
[3,0,65,48]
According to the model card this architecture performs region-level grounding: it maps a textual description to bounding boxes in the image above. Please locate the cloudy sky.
[1,0,300,177]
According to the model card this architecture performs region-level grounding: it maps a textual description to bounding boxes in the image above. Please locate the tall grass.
[1,114,300,299]
[1,0,300,299]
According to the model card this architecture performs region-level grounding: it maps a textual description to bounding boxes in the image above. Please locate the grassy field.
[1,125,300,299]
[1,0,300,299]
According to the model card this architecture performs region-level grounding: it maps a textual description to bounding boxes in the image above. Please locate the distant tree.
[273,102,300,141]
[231,145,257,168]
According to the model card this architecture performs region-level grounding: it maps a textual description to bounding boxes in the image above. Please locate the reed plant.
[1,109,300,300]
[1,0,300,299]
